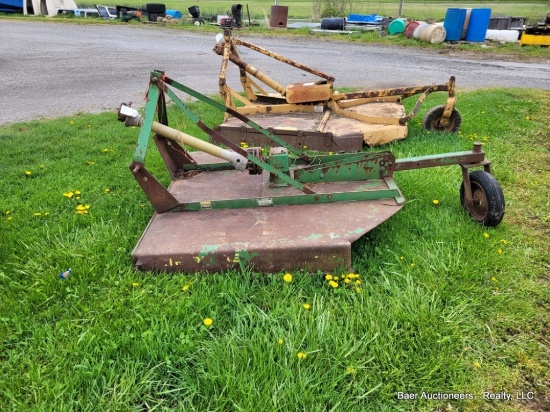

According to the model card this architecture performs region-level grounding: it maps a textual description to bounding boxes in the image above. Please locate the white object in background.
[485,29,520,42]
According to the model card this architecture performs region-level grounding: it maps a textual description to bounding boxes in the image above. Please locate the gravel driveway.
[1,20,549,124]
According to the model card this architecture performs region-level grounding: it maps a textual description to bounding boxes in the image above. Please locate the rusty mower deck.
[212,29,462,150]
[117,71,505,274]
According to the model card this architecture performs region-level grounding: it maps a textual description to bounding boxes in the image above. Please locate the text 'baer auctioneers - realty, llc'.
[397,391,535,401]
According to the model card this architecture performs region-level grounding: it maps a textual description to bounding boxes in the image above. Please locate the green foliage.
[312,0,352,19]
[0,89,548,411]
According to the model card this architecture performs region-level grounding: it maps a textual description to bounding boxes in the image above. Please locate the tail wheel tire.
[422,105,462,133]
[460,171,505,227]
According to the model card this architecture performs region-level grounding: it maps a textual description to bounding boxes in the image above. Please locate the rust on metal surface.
[213,31,458,148]
[215,113,365,152]
[154,134,197,179]
[286,81,333,104]
[233,36,335,81]
[129,162,181,213]
[132,153,403,273]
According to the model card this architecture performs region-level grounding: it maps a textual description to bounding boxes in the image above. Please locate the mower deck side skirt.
[132,200,402,274]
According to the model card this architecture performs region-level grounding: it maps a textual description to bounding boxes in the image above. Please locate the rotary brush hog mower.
[212,29,462,151]
[118,70,504,274]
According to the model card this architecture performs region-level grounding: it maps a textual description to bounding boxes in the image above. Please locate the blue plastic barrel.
[166,10,182,19]
[444,8,467,41]
[465,8,491,42]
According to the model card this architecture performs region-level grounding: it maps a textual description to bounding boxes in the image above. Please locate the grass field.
[0,86,548,410]
[5,0,545,22]
[69,0,550,23]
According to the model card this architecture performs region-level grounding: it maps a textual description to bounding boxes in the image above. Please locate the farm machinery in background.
[212,29,462,151]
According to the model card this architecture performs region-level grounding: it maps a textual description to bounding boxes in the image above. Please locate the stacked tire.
[146,3,166,22]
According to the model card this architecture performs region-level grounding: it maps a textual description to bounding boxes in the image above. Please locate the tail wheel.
[460,171,505,227]
[423,105,462,133]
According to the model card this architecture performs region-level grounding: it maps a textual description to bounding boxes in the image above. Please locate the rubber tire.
[145,3,166,13]
[422,105,462,133]
[460,171,505,227]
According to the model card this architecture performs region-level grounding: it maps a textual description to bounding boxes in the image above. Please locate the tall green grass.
[0,88,548,411]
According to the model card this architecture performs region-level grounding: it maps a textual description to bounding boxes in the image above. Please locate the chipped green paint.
[329,232,342,239]
[199,244,221,259]
[345,228,366,236]
[192,245,222,265]
[234,249,259,264]
[305,233,323,240]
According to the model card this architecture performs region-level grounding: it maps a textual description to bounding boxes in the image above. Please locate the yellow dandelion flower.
[283,273,293,283]
[84,205,90,209]
[76,205,86,211]
[25,171,32,176]
[325,274,333,280]
[102,148,109,153]
[432,199,439,205]
[40,164,45,169]
[297,352,307,360]
[5,211,10,215]
[355,287,362,293]
[498,248,503,255]
[491,277,497,282]
[329,280,338,288]
[355,279,361,285]
[483,232,490,238]
[344,278,351,284]
[400,256,404,260]
[182,285,190,292]
[494,287,499,292]
[69,120,75,125]
[277,338,284,345]
[33,212,41,216]
[500,239,508,244]
[474,361,481,369]
[86,160,95,165]
[303,303,311,310]
[410,263,415,267]
[132,282,139,287]
[345,366,356,374]
[104,188,110,193]
[63,192,74,198]
[334,276,339,281]
[203,317,213,326]
[75,190,81,195]
[7,217,12,221]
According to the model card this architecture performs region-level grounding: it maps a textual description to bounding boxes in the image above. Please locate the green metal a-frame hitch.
[118,71,505,273]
